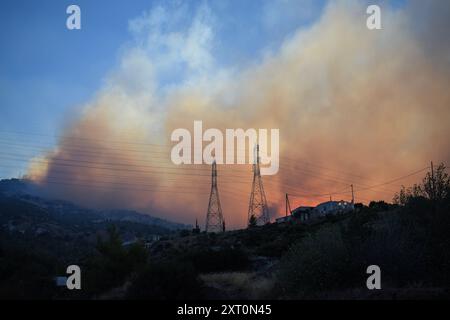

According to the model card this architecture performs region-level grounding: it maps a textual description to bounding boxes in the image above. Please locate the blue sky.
[0,0,327,177]
[0,0,405,178]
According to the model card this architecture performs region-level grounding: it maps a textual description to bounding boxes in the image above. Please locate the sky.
[1,0,449,228]
[0,0,329,177]
[0,0,323,134]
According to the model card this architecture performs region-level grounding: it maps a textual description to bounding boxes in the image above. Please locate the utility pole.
[248,144,269,225]
[351,184,354,204]
[193,218,200,234]
[431,161,435,201]
[285,193,292,217]
[205,160,224,233]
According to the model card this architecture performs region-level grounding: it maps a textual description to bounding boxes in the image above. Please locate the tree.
[393,163,450,205]
[97,225,123,258]
[429,163,450,202]
[248,214,257,228]
[84,224,148,295]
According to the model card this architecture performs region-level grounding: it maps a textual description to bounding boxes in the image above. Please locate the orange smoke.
[28,1,450,228]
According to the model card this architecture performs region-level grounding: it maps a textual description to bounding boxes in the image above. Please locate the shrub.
[276,225,355,297]
[83,225,148,295]
[126,259,203,299]
[185,247,250,273]
[276,212,432,298]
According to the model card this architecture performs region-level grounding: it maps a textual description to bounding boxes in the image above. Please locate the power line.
[0,143,399,195]
[0,154,250,179]
[0,130,412,184]
[0,130,426,180]
[0,152,414,201]
[0,132,429,200]
[0,161,428,207]
[353,167,430,193]
[288,167,429,199]
[0,132,414,190]
[10,176,248,201]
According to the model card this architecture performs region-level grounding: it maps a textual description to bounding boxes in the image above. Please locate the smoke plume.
[28,0,450,228]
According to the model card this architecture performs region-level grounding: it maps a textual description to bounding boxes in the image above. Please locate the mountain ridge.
[0,178,190,230]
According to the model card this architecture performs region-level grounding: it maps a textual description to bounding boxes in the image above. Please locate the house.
[275,206,314,223]
[291,206,314,221]
[275,201,354,224]
[149,234,161,241]
[313,200,354,217]
[275,215,293,224]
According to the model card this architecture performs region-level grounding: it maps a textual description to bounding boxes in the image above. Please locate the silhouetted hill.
[0,178,189,231]
[1,167,449,300]
[0,178,32,195]
[0,180,186,299]
[99,209,188,230]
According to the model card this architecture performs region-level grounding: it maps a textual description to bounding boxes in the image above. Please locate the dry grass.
[199,272,274,299]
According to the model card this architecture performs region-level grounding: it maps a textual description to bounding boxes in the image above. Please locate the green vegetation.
[1,165,449,299]
[82,225,148,297]
[127,260,203,299]
[125,245,250,299]
[276,164,450,298]
[248,214,257,228]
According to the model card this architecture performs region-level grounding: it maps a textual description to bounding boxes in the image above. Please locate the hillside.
[1,167,450,300]
[135,201,450,300]
[0,179,189,299]
[0,179,189,230]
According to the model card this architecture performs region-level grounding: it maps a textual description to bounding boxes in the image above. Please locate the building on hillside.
[275,215,293,224]
[275,206,314,223]
[313,200,354,217]
[291,206,314,221]
[275,201,354,224]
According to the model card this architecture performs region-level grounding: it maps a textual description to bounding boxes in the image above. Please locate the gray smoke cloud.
[28,0,450,228]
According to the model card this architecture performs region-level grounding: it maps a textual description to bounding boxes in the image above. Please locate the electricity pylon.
[205,160,224,233]
[248,144,269,225]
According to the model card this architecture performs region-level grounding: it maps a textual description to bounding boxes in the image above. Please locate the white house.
[275,201,353,224]
[313,200,354,217]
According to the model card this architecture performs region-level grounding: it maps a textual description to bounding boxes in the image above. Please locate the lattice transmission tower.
[248,144,269,225]
[205,160,224,233]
